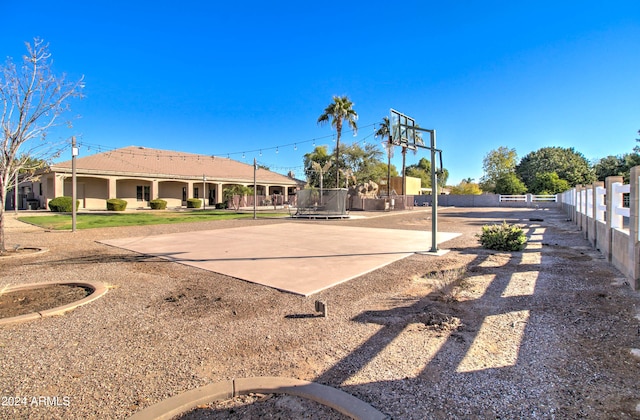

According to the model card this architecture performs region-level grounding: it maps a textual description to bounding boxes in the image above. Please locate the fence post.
[605,176,623,263]
[630,167,640,290]
[573,186,579,225]
[594,182,605,222]
[586,183,599,246]
[584,184,594,241]
[575,184,583,231]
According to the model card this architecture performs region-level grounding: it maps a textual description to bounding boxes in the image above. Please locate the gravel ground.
[1,207,639,419]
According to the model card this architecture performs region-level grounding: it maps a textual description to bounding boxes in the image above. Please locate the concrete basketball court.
[100,223,460,296]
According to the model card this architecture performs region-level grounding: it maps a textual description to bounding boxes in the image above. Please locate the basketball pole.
[390,109,441,253]
[429,129,438,252]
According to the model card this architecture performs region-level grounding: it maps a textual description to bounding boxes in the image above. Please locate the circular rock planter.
[0,246,49,259]
[128,377,387,420]
[0,281,108,326]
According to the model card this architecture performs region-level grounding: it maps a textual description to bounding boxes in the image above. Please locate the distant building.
[12,146,304,210]
[388,176,422,196]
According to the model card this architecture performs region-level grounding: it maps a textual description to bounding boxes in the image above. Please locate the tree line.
[473,143,640,196]
[309,94,639,197]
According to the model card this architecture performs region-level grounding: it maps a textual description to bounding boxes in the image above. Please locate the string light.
[72,122,378,161]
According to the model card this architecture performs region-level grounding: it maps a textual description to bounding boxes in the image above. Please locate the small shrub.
[150,199,167,210]
[48,196,79,212]
[422,267,467,302]
[187,198,202,208]
[106,198,128,211]
[215,202,228,209]
[477,221,527,251]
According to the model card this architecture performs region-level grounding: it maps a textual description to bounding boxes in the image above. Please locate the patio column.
[187,181,194,199]
[54,174,65,197]
[215,183,223,204]
[108,178,117,199]
[151,180,159,199]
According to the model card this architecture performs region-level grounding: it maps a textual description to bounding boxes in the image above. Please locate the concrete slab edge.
[0,281,108,326]
[127,376,388,420]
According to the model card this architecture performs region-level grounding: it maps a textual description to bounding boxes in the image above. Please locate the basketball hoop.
[389,108,443,253]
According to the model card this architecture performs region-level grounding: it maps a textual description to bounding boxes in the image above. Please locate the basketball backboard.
[390,108,426,149]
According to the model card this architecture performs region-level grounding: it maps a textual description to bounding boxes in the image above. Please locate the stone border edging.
[128,376,388,420]
[0,247,49,259]
[0,281,108,326]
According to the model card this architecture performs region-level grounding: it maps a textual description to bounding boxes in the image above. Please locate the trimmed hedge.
[215,202,228,209]
[477,221,527,251]
[106,198,128,211]
[48,196,79,212]
[187,198,202,209]
[150,199,167,210]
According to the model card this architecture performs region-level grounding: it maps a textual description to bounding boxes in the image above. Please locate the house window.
[137,185,150,201]
[193,187,199,199]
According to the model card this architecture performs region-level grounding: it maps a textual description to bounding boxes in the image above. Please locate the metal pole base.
[416,249,451,256]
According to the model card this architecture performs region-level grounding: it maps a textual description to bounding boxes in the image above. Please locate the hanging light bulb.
[242,152,245,159]
[312,139,316,147]
[259,150,262,156]
[294,143,297,151]
[276,147,279,154]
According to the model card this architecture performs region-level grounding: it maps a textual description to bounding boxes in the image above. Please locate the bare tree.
[0,38,84,252]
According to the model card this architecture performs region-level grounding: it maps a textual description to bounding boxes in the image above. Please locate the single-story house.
[11,146,305,210]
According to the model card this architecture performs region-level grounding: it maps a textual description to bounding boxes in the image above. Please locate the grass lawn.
[18,210,288,230]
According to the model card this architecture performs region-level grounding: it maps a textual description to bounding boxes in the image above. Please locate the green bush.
[150,199,167,210]
[187,198,202,208]
[48,196,79,212]
[106,198,128,211]
[215,202,228,209]
[477,221,527,251]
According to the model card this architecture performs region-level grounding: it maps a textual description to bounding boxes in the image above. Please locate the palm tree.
[375,117,392,196]
[317,96,358,188]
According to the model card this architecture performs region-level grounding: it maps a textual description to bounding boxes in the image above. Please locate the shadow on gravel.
[312,210,640,418]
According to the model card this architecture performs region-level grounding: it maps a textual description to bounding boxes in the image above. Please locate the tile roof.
[51,146,300,185]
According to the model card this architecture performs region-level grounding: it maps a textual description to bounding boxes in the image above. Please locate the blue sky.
[3,1,639,184]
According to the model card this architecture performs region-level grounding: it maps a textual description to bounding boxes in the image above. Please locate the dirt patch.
[0,284,91,318]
